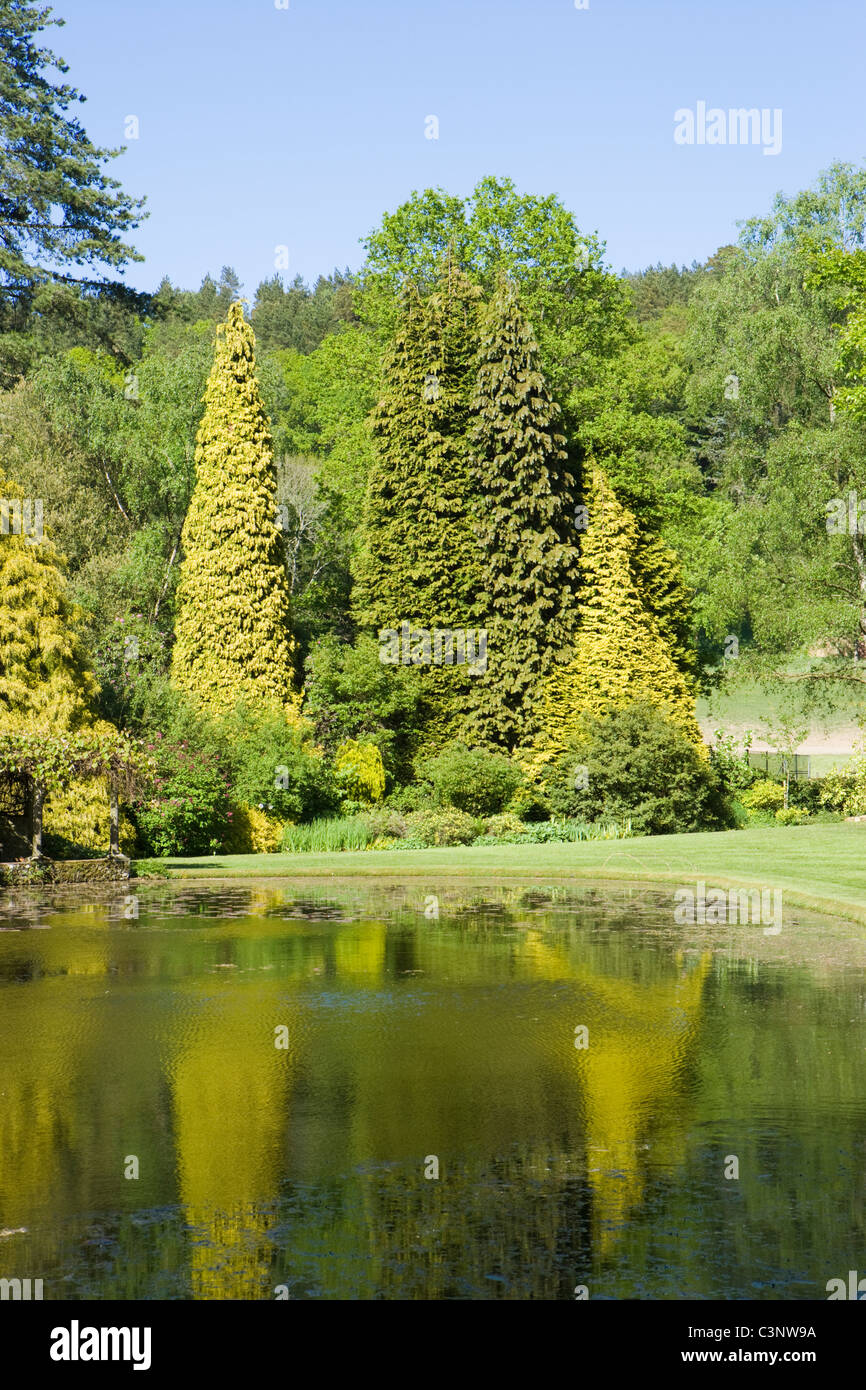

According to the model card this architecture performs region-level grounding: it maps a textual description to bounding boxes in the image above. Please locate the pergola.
[0,728,152,861]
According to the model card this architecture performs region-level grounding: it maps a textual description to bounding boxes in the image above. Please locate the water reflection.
[0,881,863,1299]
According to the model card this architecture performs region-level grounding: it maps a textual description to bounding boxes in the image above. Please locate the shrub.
[360,807,408,839]
[740,778,785,812]
[709,729,758,795]
[820,750,866,816]
[223,803,283,853]
[538,701,734,836]
[220,705,339,823]
[775,806,810,825]
[423,743,525,817]
[303,634,427,783]
[404,807,479,846]
[479,812,526,839]
[131,739,230,857]
[334,738,386,804]
[473,818,632,845]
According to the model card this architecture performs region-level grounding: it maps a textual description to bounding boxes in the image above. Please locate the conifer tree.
[0,469,98,731]
[171,303,300,718]
[354,263,482,630]
[465,274,581,748]
[532,465,702,761]
[353,262,483,745]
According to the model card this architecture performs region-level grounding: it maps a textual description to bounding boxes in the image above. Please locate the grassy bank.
[135,823,866,926]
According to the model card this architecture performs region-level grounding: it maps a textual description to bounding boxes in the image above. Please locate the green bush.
[709,730,759,795]
[220,705,339,822]
[132,738,231,856]
[404,807,480,846]
[473,818,632,845]
[423,743,525,817]
[538,701,734,836]
[479,813,526,839]
[740,778,785,812]
[820,751,866,816]
[303,635,427,783]
[775,806,810,825]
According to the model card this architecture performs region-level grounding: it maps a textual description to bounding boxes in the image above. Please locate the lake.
[1,877,864,1300]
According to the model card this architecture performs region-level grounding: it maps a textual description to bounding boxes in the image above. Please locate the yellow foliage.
[223,802,283,853]
[44,776,137,855]
[533,465,703,763]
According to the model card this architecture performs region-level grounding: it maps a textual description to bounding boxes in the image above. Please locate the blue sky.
[55,0,866,294]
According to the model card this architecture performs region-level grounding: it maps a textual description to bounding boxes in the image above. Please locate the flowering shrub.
[131,738,230,856]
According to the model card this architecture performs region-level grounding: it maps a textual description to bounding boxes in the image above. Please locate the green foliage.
[775,805,811,825]
[251,271,357,355]
[533,467,702,760]
[132,736,230,857]
[465,274,580,746]
[334,738,386,804]
[740,778,786,812]
[472,818,633,845]
[819,749,866,816]
[171,303,301,717]
[538,701,733,836]
[423,742,524,817]
[281,814,372,854]
[403,807,479,846]
[0,0,144,301]
[219,705,338,823]
[303,634,428,782]
[708,730,758,794]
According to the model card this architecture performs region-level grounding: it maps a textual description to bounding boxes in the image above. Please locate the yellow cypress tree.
[171,303,300,717]
[0,467,98,733]
[532,464,702,762]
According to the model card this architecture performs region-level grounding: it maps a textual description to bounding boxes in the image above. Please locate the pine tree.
[353,262,483,746]
[465,274,581,748]
[532,465,702,761]
[171,303,300,718]
[0,470,98,731]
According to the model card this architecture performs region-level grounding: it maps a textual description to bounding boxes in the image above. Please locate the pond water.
[1,877,865,1301]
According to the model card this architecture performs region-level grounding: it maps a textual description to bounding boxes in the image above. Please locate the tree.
[171,302,301,718]
[532,466,703,762]
[0,0,144,302]
[683,162,866,696]
[353,263,483,638]
[465,274,580,748]
[0,464,99,732]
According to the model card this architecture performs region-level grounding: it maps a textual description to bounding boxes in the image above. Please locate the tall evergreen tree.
[532,465,702,762]
[465,275,581,748]
[0,0,144,303]
[171,303,300,718]
[353,262,483,745]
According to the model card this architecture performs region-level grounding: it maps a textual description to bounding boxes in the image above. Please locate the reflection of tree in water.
[169,976,294,1299]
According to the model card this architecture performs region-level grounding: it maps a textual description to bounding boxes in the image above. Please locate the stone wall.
[0,856,130,886]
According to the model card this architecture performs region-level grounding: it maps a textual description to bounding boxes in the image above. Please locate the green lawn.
[136,823,866,926]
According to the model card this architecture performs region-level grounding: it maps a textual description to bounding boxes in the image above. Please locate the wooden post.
[109,775,120,857]
[30,780,45,860]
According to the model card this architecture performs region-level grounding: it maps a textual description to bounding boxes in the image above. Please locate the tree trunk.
[109,777,120,857]
[30,780,45,859]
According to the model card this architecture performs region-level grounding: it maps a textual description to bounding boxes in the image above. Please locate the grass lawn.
[136,823,866,926]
